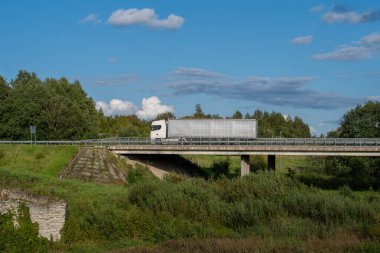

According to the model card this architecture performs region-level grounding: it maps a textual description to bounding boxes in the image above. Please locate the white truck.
[150,119,258,141]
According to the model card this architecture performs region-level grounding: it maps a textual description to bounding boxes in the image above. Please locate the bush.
[127,165,154,184]
[338,185,354,198]
[209,158,231,179]
[0,203,51,252]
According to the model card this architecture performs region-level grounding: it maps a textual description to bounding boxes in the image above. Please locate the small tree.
[193,104,205,118]
[232,111,243,119]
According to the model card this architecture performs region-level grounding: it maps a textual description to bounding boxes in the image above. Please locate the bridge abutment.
[268,155,276,170]
[241,155,250,177]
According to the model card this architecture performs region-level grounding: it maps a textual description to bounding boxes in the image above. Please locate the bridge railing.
[0,138,379,146]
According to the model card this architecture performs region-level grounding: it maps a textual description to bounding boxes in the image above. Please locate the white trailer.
[150,119,257,140]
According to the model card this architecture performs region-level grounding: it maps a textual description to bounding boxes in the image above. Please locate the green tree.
[232,110,243,119]
[155,112,176,121]
[0,71,100,140]
[0,76,9,100]
[336,101,380,138]
[193,104,205,118]
[251,109,310,138]
[324,101,380,189]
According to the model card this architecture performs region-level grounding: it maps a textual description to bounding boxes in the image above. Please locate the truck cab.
[150,120,167,140]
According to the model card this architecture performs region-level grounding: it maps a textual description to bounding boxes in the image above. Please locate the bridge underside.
[108,145,380,177]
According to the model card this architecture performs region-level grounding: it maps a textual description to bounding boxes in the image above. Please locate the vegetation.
[1,145,380,252]
[0,71,311,140]
[246,109,311,138]
[298,101,380,190]
[0,204,51,252]
[0,71,100,140]
[1,71,379,252]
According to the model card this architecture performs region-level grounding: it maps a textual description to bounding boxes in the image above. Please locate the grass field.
[1,145,380,253]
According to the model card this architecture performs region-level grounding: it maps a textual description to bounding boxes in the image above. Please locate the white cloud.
[96,99,136,116]
[323,11,362,24]
[368,96,380,101]
[310,126,317,134]
[291,35,313,45]
[310,5,325,13]
[96,96,174,120]
[168,68,361,109]
[359,32,380,47]
[313,46,372,61]
[313,32,380,61]
[173,67,225,78]
[107,8,184,30]
[136,96,174,120]
[80,14,101,24]
[322,5,380,24]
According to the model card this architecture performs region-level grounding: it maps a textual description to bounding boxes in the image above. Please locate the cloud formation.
[96,99,136,116]
[173,67,225,78]
[322,4,380,24]
[107,8,184,29]
[96,96,174,120]
[80,14,101,25]
[168,68,363,110]
[313,32,380,61]
[313,46,372,61]
[136,96,174,120]
[291,35,313,45]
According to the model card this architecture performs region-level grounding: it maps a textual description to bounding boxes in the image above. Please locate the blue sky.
[1,0,380,135]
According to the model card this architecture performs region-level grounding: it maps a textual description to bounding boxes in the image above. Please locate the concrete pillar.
[241,155,250,177]
[268,155,276,170]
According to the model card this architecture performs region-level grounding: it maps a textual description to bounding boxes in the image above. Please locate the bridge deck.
[108,145,380,156]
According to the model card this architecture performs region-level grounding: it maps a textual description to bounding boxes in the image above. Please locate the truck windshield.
[151,125,161,131]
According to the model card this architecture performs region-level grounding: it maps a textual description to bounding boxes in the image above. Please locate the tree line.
[0,71,311,140]
[316,101,380,189]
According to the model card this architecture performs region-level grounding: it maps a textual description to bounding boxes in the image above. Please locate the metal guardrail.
[0,138,379,147]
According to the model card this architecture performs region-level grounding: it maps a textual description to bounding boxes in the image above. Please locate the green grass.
[0,144,77,176]
[1,145,380,252]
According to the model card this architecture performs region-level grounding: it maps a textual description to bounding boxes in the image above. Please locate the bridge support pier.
[241,155,250,177]
[268,155,276,170]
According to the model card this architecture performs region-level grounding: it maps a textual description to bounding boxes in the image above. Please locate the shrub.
[0,203,51,252]
[127,165,154,184]
[338,185,354,198]
[209,159,231,179]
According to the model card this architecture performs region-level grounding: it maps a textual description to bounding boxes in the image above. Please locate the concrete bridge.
[107,138,380,176]
[1,137,379,176]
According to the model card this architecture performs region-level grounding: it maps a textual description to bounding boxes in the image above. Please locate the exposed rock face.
[0,189,66,241]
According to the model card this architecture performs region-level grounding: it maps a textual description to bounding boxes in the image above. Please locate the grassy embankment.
[1,145,380,253]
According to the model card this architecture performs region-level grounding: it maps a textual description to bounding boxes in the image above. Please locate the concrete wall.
[0,189,66,241]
